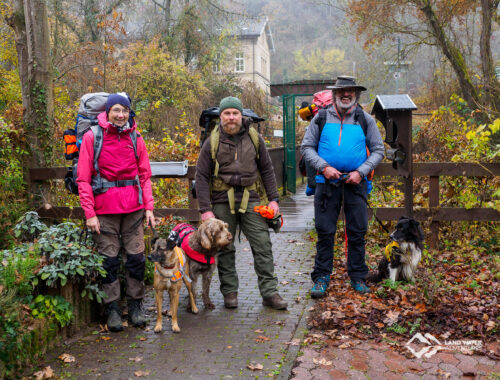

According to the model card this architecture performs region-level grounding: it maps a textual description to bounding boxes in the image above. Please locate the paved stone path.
[35,186,499,379]
[291,339,499,380]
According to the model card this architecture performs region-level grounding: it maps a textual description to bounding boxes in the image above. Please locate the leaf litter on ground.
[306,226,498,356]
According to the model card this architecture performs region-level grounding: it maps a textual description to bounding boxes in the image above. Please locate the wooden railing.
[371,162,500,248]
[30,165,200,222]
[29,161,499,249]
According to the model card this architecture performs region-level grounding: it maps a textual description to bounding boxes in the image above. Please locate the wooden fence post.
[429,176,440,249]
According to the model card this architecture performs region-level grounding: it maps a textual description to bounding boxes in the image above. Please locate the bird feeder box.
[372,94,417,177]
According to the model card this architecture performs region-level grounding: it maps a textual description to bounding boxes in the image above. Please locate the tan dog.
[149,240,198,333]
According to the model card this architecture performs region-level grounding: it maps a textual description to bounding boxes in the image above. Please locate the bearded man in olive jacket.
[195,96,287,310]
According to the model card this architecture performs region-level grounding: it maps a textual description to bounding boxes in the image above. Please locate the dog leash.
[149,220,159,241]
[352,185,391,235]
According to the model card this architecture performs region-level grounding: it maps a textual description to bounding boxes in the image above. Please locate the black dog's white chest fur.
[368,216,425,283]
[387,242,422,282]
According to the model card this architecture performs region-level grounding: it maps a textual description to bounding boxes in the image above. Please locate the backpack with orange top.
[298,90,332,121]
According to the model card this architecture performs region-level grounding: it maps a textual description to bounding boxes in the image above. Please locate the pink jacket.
[77,112,154,219]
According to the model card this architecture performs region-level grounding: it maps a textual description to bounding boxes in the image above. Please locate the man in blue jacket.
[300,76,384,296]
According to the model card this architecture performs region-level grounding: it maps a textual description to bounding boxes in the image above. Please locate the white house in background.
[214,18,275,94]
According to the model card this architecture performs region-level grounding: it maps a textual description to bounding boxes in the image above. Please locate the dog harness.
[384,241,401,261]
[155,246,191,283]
[172,223,215,265]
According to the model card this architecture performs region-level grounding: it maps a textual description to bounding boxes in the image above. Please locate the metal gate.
[271,80,336,194]
[282,95,296,193]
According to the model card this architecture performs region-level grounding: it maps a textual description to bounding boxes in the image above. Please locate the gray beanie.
[219,96,243,114]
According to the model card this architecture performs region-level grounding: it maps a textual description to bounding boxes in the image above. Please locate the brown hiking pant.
[92,209,146,304]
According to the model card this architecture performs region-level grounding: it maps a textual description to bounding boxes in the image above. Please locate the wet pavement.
[36,186,317,379]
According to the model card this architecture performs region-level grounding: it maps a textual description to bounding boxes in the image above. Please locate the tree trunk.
[165,0,172,35]
[480,0,500,115]
[7,0,54,207]
[23,0,54,167]
[419,0,481,109]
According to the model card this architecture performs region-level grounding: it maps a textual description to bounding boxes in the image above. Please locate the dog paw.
[204,301,215,310]
[172,324,181,333]
[154,324,163,333]
[187,304,199,314]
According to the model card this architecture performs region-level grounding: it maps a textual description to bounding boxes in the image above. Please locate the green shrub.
[13,211,48,242]
[0,246,39,298]
[36,221,107,303]
[30,295,73,328]
[0,118,28,249]
[0,261,37,377]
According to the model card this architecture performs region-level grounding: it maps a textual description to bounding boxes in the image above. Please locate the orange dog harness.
[155,246,191,283]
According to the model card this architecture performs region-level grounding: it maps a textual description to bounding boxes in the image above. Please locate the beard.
[221,120,242,135]
[335,93,357,111]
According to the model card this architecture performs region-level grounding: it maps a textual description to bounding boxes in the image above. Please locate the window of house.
[213,53,221,73]
[261,57,267,74]
[235,53,244,72]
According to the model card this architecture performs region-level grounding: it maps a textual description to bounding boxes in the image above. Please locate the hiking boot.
[351,280,371,294]
[106,301,123,332]
[262,293,288,310]
[310,275,330,298]
[128,298,147,327]
[223,292,238,309]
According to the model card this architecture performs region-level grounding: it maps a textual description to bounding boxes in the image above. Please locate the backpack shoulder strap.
[316,108,327,137]
[248,127,260,160]
[90,125,103,171]
[210,126,220,177]
[354,105,368,137]
[129,130,139,161]
[315,108,328,150]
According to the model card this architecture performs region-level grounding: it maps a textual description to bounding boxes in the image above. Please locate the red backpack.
[298,90,333,120]
[311,90,332,112]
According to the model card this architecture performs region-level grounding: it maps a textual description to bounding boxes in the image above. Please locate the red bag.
[311,90,333,113]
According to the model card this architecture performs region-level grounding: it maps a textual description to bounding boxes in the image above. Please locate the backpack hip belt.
[93,176,143,204]
[211,177,257,214]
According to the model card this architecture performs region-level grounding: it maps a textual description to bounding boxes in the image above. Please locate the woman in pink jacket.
[77,93,155,332]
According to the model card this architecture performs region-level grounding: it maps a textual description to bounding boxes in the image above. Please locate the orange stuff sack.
[63,129,78,160]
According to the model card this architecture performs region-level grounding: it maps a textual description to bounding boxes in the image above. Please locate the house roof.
[231,17,275,52]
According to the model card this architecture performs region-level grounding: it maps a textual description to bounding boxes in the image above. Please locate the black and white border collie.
[367,216,425,283]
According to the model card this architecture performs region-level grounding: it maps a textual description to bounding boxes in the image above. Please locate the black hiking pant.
[311,181,368,283]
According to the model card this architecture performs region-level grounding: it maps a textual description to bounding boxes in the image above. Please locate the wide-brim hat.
[327,76,367,91]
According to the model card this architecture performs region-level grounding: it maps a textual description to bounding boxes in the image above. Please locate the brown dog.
[149,239,198,333]
[178,219,232,310]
